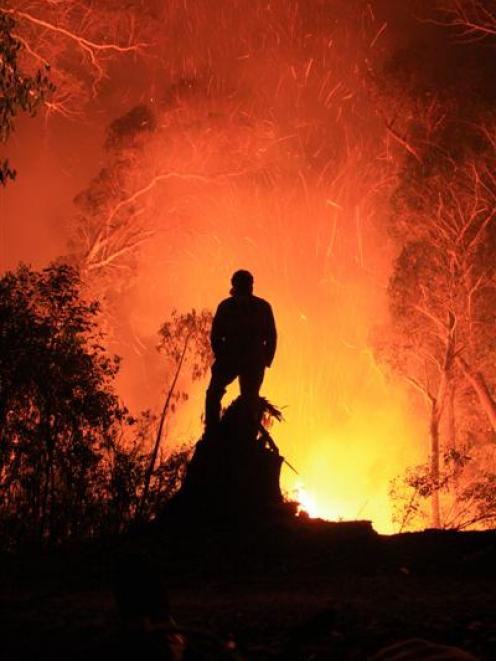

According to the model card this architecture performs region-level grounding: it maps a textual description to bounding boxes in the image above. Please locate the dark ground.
[2,517,495,660]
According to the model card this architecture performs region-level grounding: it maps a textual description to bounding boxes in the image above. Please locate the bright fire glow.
[115,0,427,535]
[113,24,426,533]
[294,482,328,520]
[2,2,429,535]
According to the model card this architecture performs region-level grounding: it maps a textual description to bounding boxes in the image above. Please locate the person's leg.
[239,364,265,400]
[239,364,265,430]
[205,360,238,431]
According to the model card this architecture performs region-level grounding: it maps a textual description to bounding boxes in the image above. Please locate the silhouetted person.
[205,270,276,432]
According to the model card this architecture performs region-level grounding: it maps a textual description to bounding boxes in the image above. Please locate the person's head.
[230,269,253,296]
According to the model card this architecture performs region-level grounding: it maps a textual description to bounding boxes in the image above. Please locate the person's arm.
[210,304,225,358]
[265,303,277,367]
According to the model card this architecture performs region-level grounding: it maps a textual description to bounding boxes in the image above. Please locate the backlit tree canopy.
[1,1,150,116]
[373,5,496,527]
[0,13,53,184]
[0,1,151,183]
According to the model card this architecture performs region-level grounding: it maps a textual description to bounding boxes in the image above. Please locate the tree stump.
[162,397,291,524]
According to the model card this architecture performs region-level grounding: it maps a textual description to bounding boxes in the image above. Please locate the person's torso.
[217,295,270,361]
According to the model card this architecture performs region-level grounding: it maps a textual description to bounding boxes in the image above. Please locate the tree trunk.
[456,356,496,433]
[446,382,459,495]
[40,410,55,544]
[430,399,441,529]
[427,312,457,528]
[139,332,191,517]
[447,382,456,451]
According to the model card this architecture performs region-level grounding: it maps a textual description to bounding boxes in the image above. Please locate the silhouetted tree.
[1,1,150,117]
[139,309,212,515]
[371,15,496,527]
[1,1,152,186]
[378,153,496,529]
[0,13,53,184]
[105,410,191,533]
[0,263,127,544]
[70,104,158,296]
[0,264,197,545]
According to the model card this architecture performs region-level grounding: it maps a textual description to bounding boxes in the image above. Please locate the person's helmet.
[230,269,253,294]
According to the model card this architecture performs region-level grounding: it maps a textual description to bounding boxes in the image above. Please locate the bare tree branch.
[436,0,496,41]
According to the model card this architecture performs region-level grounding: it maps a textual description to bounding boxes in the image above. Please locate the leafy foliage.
[0,13,54,184]
[137,308,213,514]
[103,415,191,533]
[390,449,496,532]
[157,308,213,406]
[0,263,127,544]
[0,264,191,548]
